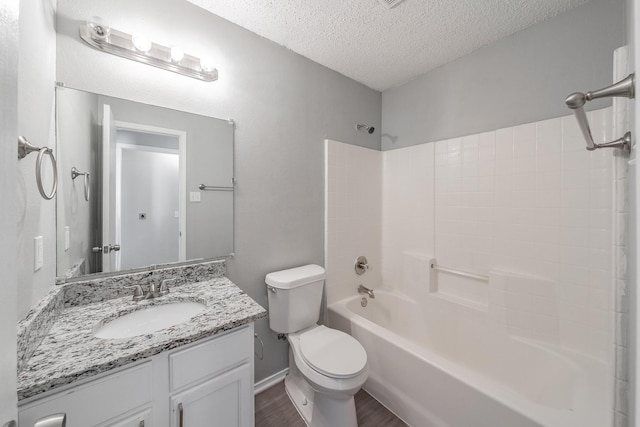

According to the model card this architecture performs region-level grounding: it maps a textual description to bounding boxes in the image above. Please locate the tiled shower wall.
[325,140,382,305]
[380,109,615,361]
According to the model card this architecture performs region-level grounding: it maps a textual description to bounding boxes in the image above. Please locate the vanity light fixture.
[131,33,152,52]
[80,21,218,82]
[170,46,185,63]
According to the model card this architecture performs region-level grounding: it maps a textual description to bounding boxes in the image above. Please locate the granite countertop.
[17,275,266,401]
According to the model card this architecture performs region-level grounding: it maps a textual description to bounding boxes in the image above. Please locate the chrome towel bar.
[18,136,58,200]
[565,73,634,155]
[198,184,233,191]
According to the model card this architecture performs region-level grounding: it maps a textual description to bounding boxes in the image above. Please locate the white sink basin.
[94,302,205,339]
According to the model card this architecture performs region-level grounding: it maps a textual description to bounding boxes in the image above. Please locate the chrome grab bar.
[430,263,489,282]
[198,184,233,191]
[71,167,90,201]
[565,73,634,155]
[18,136,58,200]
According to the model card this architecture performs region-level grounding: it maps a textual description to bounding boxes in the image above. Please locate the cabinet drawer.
[169,326,250,391]
[96,407,151,427]
[19,362,152,427]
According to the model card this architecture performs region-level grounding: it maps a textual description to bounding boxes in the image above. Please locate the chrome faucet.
[144,282,159,299]
[127,278,176,302]
[358,284,375,299]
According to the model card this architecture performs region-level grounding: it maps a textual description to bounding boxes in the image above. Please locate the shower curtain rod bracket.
[565,73,634,155]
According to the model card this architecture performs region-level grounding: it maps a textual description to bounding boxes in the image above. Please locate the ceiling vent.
[377,0,406,9]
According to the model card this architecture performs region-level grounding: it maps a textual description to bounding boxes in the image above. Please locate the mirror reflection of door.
[101,104,186,272]
[101,104,116,272]
[117,132,180,270]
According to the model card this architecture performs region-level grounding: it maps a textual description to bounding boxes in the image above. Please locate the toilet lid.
[299,326,367,379]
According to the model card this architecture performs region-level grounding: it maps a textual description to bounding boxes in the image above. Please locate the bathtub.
[328,291,610,427]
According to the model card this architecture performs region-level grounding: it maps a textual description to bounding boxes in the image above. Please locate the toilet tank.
[266,264,326,334]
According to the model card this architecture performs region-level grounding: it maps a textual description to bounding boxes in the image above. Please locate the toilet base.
[284,372,314,425]
[310,391,358,427]
[284,358,359,427]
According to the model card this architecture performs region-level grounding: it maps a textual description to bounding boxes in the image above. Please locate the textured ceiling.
[187,0,590,91]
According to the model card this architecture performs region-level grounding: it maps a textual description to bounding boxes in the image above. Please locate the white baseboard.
[254,368,289,395]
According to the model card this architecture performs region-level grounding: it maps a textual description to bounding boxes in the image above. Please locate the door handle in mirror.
[92,244,121,253]
[3,421,16,427]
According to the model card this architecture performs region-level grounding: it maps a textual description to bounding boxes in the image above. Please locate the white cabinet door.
[170,363,252,427]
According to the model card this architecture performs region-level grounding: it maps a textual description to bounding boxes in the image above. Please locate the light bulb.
[132,33,152,52]
[200,57,215,72]
[170,46,184,63]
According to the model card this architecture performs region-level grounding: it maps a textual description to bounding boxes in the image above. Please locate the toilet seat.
[298,326,367,379]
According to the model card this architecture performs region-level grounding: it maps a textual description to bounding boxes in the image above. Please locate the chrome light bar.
[79,22,218,82]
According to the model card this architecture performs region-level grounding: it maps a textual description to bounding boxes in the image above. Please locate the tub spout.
[358,284,375,299]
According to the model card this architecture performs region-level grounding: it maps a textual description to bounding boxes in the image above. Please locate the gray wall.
[382,0,626,150]
[56,0,381,382]
[16,0,57,318]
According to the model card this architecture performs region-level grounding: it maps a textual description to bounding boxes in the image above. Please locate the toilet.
[266,264,368,427]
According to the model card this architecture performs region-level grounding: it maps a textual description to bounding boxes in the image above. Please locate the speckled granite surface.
[16,260,227,372]
[63,259,227,306]
[16,287,65,372]
[17,276,266,401]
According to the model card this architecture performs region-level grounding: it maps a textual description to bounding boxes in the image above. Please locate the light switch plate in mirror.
[55,86,235,282]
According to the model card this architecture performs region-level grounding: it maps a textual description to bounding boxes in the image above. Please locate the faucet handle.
[355,256,370,275]
[126,285,145,302]
[146,282,158,298]
[159,278,176,295]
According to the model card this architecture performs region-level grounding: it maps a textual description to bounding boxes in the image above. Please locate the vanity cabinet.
[19,325,254,427]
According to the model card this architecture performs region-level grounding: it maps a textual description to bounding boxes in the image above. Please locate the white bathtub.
[328,291,610,427]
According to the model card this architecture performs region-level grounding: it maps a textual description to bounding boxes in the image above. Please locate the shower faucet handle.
[355,256,370,275]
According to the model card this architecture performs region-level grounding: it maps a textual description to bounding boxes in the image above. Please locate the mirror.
[56,87,234,281]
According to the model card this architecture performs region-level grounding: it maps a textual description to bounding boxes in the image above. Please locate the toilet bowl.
[265,265,368,427]
[286,325,368,427]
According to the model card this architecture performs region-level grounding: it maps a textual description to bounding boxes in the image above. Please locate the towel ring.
[71,167,90,201]
[18,136,58,200]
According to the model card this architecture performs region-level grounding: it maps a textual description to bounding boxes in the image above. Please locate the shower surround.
[325,106,621,426]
